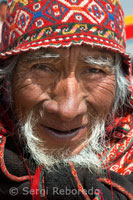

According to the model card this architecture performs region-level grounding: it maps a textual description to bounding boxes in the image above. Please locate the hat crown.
[0,0,126,55]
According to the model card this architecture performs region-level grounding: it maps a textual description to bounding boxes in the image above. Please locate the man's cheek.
[13,85,47,121]
[95,77,116,99]
[86,83,116,115]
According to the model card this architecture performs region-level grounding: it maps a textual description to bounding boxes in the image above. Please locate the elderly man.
[0,0,132,199]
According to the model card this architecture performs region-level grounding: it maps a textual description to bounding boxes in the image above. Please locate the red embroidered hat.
[0,0,132,71]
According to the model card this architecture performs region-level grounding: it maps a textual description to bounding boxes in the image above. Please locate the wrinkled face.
[12,45,116,156]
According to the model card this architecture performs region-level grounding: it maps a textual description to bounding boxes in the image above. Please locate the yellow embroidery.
[110,0,120,5]
[36,27,52,40]
[62,24,88,35]
[10,0,28,14]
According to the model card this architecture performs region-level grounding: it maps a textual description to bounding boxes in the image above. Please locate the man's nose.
[45,77,87,121]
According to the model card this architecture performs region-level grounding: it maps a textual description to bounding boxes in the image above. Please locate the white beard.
[20,113,107,174]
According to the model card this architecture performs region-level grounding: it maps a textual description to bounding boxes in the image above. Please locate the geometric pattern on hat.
[0,0,132,79]
[0,0,125,49]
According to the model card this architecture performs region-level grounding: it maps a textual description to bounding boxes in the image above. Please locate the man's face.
[0,3,7,21]
[12,45,116,157]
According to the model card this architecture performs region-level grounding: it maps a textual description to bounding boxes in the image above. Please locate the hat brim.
[0,35,132,69]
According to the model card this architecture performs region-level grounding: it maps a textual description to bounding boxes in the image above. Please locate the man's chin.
[36,123,89,151]
[25,140,102,174]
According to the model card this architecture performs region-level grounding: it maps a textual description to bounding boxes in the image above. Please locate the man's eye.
[32,64,52,72]
[87,68,103,73]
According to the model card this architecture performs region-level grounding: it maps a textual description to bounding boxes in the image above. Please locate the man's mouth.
[40,124,88,139]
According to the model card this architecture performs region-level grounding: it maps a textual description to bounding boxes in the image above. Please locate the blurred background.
[121,0,133,64]
[0,0,133,64]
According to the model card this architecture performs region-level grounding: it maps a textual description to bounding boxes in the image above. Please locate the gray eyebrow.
[36,53,60,59]
[22,52,60,62]
[84,55,114,68]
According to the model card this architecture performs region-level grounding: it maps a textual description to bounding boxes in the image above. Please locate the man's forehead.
[20,45,115,62]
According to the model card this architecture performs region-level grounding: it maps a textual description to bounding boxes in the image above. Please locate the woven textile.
[102,114,133,176]
[0,0,131,68]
